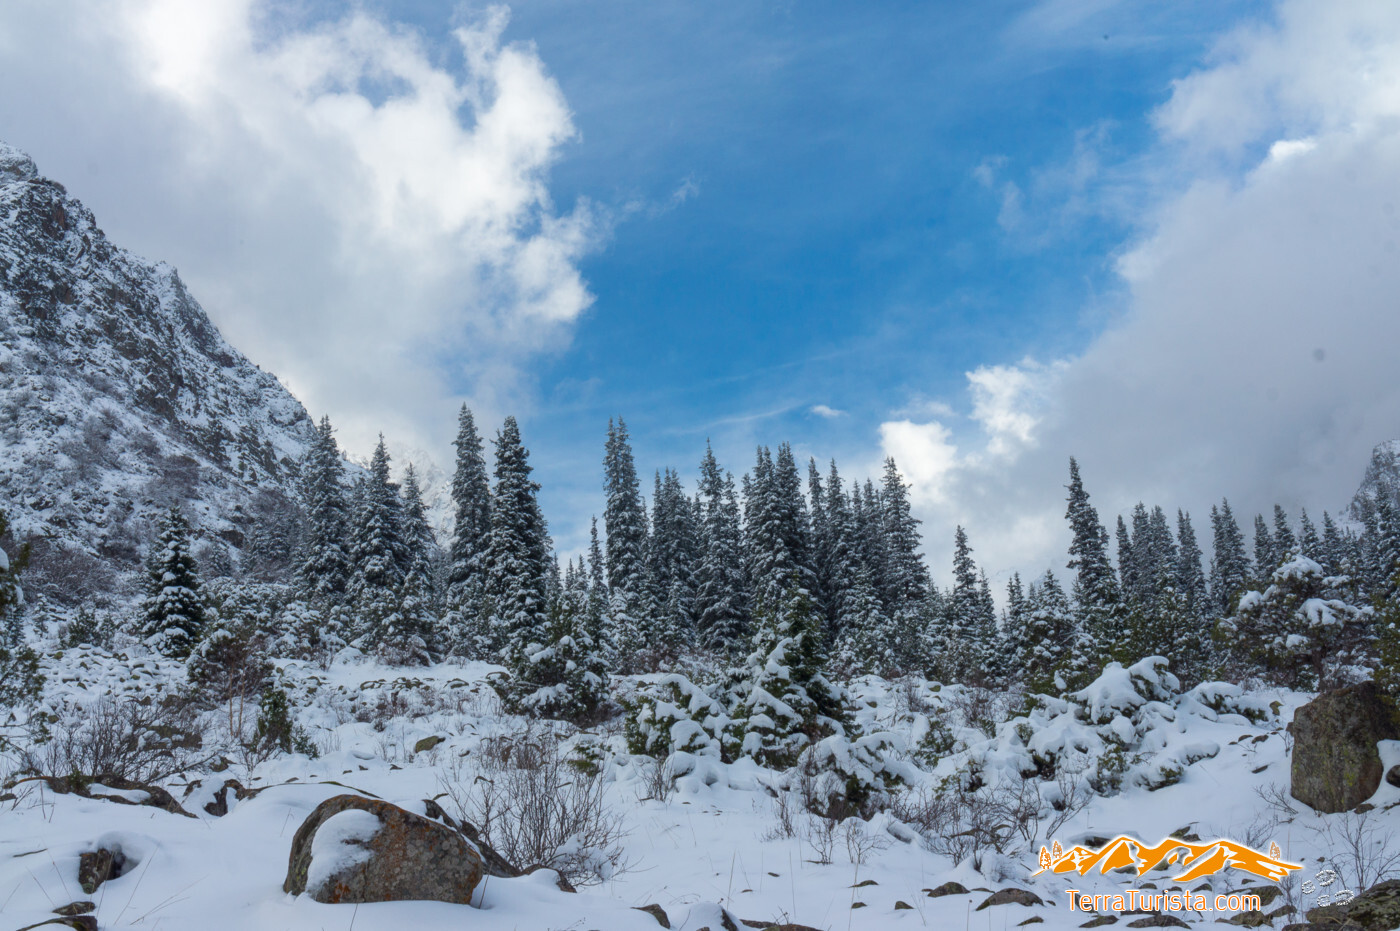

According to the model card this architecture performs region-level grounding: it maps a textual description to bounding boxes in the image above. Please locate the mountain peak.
[0,140,38,186]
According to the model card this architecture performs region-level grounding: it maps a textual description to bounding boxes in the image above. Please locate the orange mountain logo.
[1034,836,1303,883]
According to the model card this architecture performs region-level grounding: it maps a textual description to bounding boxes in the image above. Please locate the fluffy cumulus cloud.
[887,0,1400,589]
[0,0,597,457]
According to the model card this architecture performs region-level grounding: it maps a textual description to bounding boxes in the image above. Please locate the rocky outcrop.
[1289,682,1400,812]
[0,139,319,601]
[977,888,1044,910]
[284,795,484,905]
[31,774,194,818]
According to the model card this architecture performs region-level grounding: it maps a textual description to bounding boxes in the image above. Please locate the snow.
[2,643,1388,931]
[306,808,381,895]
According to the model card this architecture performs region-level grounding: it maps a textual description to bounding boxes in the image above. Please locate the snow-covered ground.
[3,647,1397,931]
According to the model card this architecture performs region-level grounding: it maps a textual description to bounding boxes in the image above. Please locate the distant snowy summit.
[0,140,318,606]
[1347,438,1400,526]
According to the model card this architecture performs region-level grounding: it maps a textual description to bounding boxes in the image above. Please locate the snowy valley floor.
[2,651,1398,931]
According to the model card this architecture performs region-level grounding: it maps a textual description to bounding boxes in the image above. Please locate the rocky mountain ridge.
[0,140,318,605]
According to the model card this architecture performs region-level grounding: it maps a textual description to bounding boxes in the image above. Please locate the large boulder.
[1289,681,1400,813]
[284,795,484,905]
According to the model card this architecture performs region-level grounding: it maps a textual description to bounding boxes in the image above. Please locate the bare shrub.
[25,694,208,783]
[438,722,629,886]
[891,769,1089,871]
[1312,809,1400,891]
[804,812,839,865]
[842,818,891,866]
[638,755,676,803]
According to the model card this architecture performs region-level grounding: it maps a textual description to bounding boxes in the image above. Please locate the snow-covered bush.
[1220,555,1373,689]
[786,731,912,819]
[623,673,730,760]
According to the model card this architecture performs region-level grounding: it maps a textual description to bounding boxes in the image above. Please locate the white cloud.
[809,404,846,419]
[0,0,598,458]
[889,0,1400,591]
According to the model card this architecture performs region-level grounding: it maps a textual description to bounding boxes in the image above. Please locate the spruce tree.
[298,416,352,602]
[141,506,206,659]
[447,405,492,610]
[831,564,891,675]
[0,512,41,748]
[1175,510,1208,624]
[1064,457,1121,664]
[603,418,653,667]
[1018,570,1082,695]
[880,457,930,671]
[820,460,860,643]
[1222,554,1372,689]
[349,436,409,645]
[1253,513,1277,583]
[1273,505,1298,563]
[693,443,748,655]
[1320,511,1345,575]
[1209,500,1252,615]
[1299,509,1320,560]
[487,417,551,679]
[732,581,845,769]
[647,467,698,652]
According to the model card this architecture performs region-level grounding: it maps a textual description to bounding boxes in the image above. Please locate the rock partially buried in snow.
[976,888,1044,910]
[1386,764,1400,789]
[1305,878,1400,930]
[925,881,970,897]
[284,795,484,905]
[1289,681,1400,813]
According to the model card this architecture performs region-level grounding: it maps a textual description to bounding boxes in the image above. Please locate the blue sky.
[456,0,1268,548]
[4,0,1399,586]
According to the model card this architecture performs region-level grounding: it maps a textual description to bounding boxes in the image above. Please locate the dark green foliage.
[140,506,206,659]
[298,416,352,601]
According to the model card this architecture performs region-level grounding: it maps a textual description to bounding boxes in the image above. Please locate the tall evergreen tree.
[486,417,551,672]
[298,416,352,601]
[1064,457,1122,663]
[879,457,930,613]
[693,443,748,655]
[1018,570,1083,695]
[1175,510,1208,624]
[647,467,699,650]
[1209,499,1252,615]
[447,405,492,609]
[603,418,654,666]
[1320,511,1345,575]
[349,436,409,643]
[820,461,861,642]
[1299,509,1320,560]
[1253,512,1276,583]
[141,506,205,659]
[1273,505,1298,562]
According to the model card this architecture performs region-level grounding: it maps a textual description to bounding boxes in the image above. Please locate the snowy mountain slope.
[0,141,318,600]
[1348,438,1400,526]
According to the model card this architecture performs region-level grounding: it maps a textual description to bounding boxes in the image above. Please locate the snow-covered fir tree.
[486,417,551,689]
[1252,512,1276,584]
[879,457,930,671]
[693,443,748,656]
[1064,457,1122,664]
[1221,554,1373,689]
[647,467,698,651]
[504,557,609,721]
[1209,499,1252,615]
[818,460,860,644]
[1017,570,1082,695]
[140,506,206,659]
[298,416,352,602]
[831,563,890,675]
[603,417,654,668]
[731,581,846,769]
[349,436,409,648]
